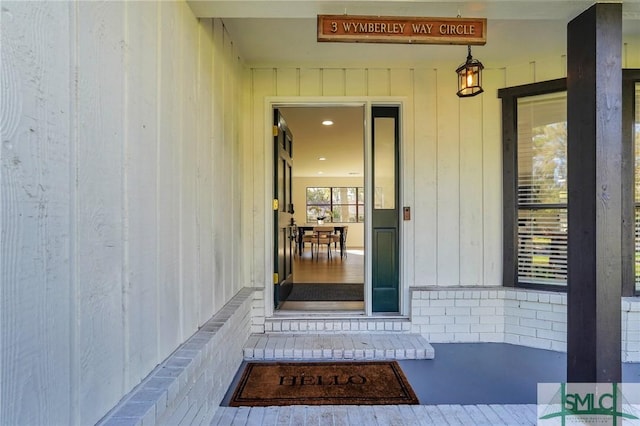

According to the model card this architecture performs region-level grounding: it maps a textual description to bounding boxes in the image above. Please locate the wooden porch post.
[567,3,622,382]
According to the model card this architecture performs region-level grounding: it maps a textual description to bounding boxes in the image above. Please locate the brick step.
[243,333,435,360]
[264,317,412,333]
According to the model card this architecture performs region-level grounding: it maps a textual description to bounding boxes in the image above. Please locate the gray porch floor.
[215,342,640,425]
[211,404,538,425]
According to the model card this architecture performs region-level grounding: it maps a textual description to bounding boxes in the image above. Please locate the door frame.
[262,96,409,318]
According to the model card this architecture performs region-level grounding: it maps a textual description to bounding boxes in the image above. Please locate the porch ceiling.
[188,0,640,68]
[186,1,639,178]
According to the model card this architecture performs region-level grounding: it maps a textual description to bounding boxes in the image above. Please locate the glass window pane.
[374,117,396,209]
[517,93,567,205]
[306,186,365,223]
[636,206,640,290]
[332,205,357,223]
[635,82,640,291]
[305,188,329,221]
[307,187,330,203]
[517,92,568,287]
[635,82,640,204]
[332,187,357,204]
[518,208,568,286]
[307,205,330,222]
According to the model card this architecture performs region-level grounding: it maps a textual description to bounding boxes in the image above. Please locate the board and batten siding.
[247,35,640,289]
[246,37,640,287]
[249,66,508,288]
[1,2,72,425]
[247,44,638,289]
[1,1,245,425]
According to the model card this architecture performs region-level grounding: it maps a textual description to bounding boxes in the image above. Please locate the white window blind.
[635,83,640,291]
[636,206,640,290]
[517,93,567,286]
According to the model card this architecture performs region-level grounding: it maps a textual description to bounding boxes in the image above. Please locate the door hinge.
[273,273,279,284]
[273,125,279,137]
[273,199,279,210]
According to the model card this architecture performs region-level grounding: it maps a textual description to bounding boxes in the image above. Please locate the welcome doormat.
[229,361,418,407]
[286,284,364,301]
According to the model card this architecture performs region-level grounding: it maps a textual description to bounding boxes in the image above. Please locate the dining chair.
[301,229,317,259]
[313,226,340,260]
[340,225,349,258]
[291,224,300,257]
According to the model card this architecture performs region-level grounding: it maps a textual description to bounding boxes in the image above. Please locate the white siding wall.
[1,3,73,425]
[247,40,640,290]
[2,2,639,424]
[248,66,507,289]
[1,2,245,425]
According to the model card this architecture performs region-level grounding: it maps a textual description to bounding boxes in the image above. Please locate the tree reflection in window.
[517,93,568,286]
[306,187,364,223]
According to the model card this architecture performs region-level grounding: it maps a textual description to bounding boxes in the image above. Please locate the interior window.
[306,187,364,223]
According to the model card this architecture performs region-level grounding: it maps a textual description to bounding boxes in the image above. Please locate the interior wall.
[293,176,365,247]
[1,1,245,425]
[248,38,640,289]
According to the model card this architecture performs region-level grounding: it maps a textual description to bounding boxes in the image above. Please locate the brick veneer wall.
[410,287,640,362]
[503,290,567,352]
[98,287,263,426]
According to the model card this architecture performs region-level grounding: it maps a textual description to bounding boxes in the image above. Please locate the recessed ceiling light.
[322,120,333,126]
[317,171,324,175]
[318,157,326,161]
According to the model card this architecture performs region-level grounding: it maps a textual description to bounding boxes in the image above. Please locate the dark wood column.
[567,3,622,383]
[622,70,640,297]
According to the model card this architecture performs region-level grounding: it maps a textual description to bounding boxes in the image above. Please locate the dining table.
[296,224,347,258]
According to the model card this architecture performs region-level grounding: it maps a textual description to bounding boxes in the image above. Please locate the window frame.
[305,186,365,223]
[499,72,638,295]
[622,69,640,296]
[499,78,568,292]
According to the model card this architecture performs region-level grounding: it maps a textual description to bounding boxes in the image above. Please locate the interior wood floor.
[292,247,364,284]
[279,247,365,312]
[278,301,364,311]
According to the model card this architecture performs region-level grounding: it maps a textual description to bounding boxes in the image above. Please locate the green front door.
[371,106,400,313]
[273,109,295,308]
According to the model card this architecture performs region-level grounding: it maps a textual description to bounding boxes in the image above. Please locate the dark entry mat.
[229,361,418,407]
[286,283,364,301]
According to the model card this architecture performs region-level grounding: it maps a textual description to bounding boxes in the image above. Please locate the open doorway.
[276,105,365,312]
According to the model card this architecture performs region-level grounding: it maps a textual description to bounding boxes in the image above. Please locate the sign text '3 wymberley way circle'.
[317,15,487,45]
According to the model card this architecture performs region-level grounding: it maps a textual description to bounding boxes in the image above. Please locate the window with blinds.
[635,82,640,291]
[636,206,640,291]
[517,93,568,286]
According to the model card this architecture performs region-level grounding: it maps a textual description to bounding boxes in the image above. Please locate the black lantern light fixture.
[456,45,484,97]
